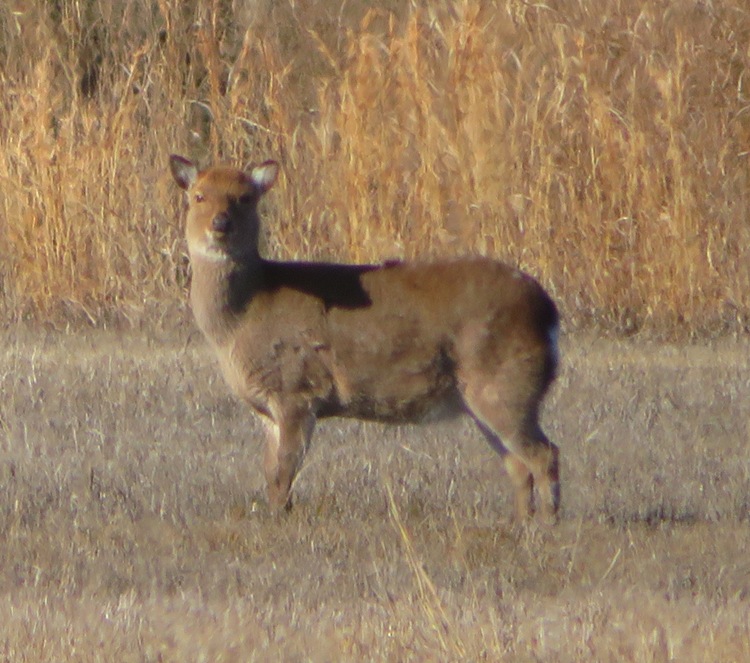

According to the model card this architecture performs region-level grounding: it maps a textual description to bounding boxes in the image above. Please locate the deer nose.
[212,213,232,234]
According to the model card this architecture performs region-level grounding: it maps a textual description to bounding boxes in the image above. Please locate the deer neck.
[189,251,263,345]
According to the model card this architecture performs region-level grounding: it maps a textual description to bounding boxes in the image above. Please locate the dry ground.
[0,327,748,661]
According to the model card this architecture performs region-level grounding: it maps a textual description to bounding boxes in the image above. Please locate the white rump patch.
[548,320,560,367]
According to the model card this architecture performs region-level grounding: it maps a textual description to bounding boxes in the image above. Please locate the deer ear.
[250,160,279,193]
[170,155,198,190]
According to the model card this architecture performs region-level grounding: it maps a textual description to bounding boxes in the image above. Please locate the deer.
[169,155,561,523]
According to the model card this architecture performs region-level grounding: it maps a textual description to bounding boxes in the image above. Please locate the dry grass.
[2,3,748,659]
[0,328,748,660]
[1,0,749,335]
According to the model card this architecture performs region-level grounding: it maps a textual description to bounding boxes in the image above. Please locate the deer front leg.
[263,409,315,511]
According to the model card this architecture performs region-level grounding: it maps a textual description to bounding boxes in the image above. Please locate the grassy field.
[1,1,749,660]
[1,0,749,335]
[0,328,747,660]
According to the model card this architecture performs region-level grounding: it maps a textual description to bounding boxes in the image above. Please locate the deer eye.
[195,193,205,203]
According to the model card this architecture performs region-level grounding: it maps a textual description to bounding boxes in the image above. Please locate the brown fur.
[170,155,561,521]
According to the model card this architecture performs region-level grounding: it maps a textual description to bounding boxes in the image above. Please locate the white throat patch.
[190,242,231,263]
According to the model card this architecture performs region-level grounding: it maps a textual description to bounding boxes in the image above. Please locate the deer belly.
[325,354,464,423]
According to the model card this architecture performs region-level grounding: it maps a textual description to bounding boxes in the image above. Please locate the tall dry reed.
[1,0,748,336]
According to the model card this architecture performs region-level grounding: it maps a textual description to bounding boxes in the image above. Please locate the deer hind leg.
[511,421,559,523]
[263,409,316,511]
[473,419,535,520]
[463,371,560,523]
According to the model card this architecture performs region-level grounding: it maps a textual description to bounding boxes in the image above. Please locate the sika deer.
[170,155,561,522]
